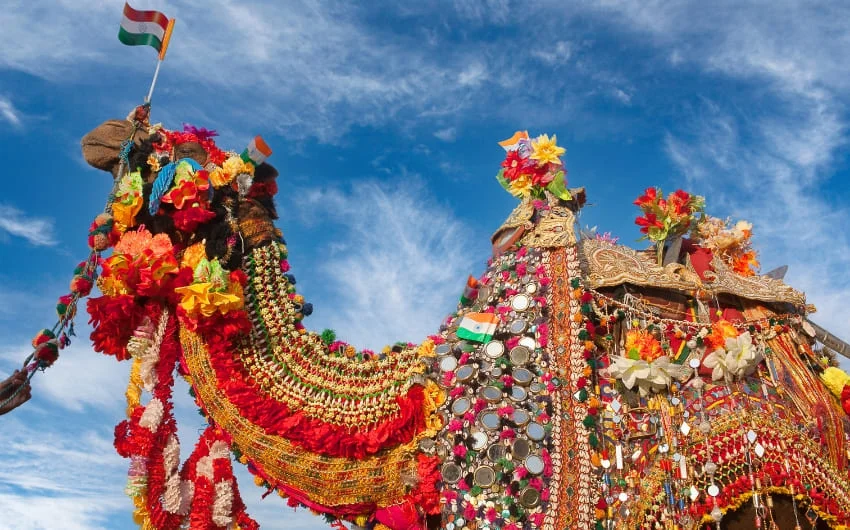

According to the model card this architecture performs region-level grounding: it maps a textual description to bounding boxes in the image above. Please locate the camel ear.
[81,119,150,177]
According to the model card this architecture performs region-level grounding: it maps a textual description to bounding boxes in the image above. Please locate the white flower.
[702,332,762,382]
[606,356,691,396]
[607,356,651,391]
[702,348,731,382]
[724,331,761,378]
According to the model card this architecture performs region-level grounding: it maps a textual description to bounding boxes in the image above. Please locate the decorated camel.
[11,105,850,530]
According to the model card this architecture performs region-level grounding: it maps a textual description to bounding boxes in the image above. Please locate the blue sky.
[1,1,850,529]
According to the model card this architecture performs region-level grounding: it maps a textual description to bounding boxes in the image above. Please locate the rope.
[5,109,147,411]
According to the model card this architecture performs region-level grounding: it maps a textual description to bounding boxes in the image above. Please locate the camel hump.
[81,119,150,177]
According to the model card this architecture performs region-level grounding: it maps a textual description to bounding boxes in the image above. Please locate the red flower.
[667,189,692,217]
[635,213,664,234]
[173,207,216,233]
[501,151,528,181]
[634,187,658,207]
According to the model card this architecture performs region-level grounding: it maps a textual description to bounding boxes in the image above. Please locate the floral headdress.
[495,131,572,201]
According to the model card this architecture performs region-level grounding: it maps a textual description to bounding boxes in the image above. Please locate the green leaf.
[496,169,511,192]
[545,171,572,200]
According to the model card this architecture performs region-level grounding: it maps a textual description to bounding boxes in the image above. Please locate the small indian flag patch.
[456,312,499,343]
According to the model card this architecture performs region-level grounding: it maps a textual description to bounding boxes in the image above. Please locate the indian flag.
[118,3,172,53]
[241,136,273,166]
[459,275,479,306]
[456,312,499,343]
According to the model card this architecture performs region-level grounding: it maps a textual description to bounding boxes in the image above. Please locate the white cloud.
[0,95,21,127]
[531,40,573,65]
[664,99,850,342]
[0,204,56,246]
[0,415,129,530]
[0,342,129,414]
[434,126,457,142]
[458,61,488,87]
[292,180,485,349]
[611,87,632,105]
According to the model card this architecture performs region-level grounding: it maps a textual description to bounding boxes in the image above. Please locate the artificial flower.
[146,153,162,172]
[182,243,207,269]
[634,187,658,207]
[509,174,534,197]
[529,134,565,165]
[732,250,760,277]
[173,207,216,233]
[625,329,664,362]
[703,331,761,381]
[723,331,760,378]
[115,229,155,257]
[635,213,664,235]
[606,355,690,396]
[666,189,693,219]
[112,199,143,229]
[703,319,739,351]
[501,151,527,181]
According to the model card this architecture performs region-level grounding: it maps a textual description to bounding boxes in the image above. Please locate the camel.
[34,108,847,530]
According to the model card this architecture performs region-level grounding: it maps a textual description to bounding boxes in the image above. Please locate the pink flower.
[453,445,468,458]
[450,386,465,398]
[515,466,528,479]
[516,262,527,276]
[497,405,514,417]
[486,508,498,522]
[448,419,464,432]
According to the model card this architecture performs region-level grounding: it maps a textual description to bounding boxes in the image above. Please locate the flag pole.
[144,59,163,103]
[144,18,175,104]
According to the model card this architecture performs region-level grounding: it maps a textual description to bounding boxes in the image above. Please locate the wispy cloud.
[0,416,129,530]
[0,95,21,127]
[434,126,457,142]
[0,204,56,246]
[292,180,486,349]
[531,40,573,65]
[664,99,850,340]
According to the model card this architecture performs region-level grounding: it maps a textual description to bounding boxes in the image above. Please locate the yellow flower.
[822,366,850,398]
[209,167,233,188]
[530,133,566,165]
[146,153,161,173]
[175,282,243,318]
[509,174,534,197]
[181,242,207,269]
[112,198,143,229]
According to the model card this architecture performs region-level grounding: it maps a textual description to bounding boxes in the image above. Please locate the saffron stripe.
[122,2,169,31]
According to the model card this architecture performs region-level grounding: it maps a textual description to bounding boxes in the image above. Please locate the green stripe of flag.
[118,27,162,51]
[456,327,493,343]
